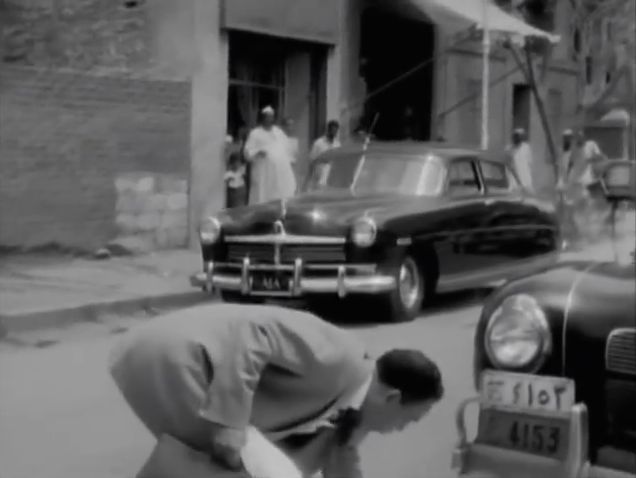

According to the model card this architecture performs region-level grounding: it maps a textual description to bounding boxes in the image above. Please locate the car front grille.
[226,243,346,264]
[606,329,636,376]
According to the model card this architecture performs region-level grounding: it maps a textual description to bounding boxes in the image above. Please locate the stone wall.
[113,173,189,251]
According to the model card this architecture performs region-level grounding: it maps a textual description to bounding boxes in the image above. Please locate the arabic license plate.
[477,408,569,460]
[480,371,575,412]
[251,273,290,293]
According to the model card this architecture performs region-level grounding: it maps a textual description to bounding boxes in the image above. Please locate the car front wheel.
[381,255,425,322]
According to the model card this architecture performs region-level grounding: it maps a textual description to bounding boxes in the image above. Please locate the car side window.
[447,159,481,195]
[480,161,510,192]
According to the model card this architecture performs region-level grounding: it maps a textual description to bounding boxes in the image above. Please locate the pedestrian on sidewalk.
[310,120,342,160]
[109,303,444,478]
[565,130,607,242]
[507,128,534,192]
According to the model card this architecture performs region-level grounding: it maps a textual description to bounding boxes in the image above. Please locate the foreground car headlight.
[351,217,377,247]
[200,217,221,244]
[485,294,552,371]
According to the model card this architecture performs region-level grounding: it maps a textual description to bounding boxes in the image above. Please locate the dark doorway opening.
[360,8,436,141]
[512,83,532,133]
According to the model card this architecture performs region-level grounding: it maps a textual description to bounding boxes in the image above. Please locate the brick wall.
[0,66,191,251]
[1,0,152,75]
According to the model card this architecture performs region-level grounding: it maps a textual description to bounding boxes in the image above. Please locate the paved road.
[0,292,486,478]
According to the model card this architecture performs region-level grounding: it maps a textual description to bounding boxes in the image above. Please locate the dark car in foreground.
[453,160,636,477]
[192,142,560,322]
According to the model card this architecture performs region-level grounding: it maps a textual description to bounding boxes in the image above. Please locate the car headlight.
[351,217,377,247]
[200,217,221,245]
[485,294,552,371]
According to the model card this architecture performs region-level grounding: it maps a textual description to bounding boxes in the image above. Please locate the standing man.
[310,120,342,160]
[109,303,444,478]
[507,128,534,192]
[244,106,297,204]
[559,129,574,184]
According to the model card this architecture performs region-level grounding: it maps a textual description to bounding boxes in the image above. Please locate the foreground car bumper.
[190,260,396,297]
[452,398,635,478]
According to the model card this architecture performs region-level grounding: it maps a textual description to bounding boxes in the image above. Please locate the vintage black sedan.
[453,160,636,477]
[191,142,560,322]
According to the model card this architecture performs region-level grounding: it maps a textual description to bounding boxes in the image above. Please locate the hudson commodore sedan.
[192,142,560,322]
[453,160,636,477]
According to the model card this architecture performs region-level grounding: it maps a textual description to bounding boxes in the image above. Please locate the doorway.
[360,8,436,141]
[512,83,532,133]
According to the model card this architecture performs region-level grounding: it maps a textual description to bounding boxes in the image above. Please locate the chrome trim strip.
[213,262,377,273]
[562,262,600,374]
[225,234,346,244]
[414,223,558,242]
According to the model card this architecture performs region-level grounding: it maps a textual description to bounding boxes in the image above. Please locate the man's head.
[361,349,444,434]
[260,106,276,129]
[326,120,340,141]
[512,128,526,146]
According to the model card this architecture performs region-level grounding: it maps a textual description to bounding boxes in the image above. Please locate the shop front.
[222,0,340,176]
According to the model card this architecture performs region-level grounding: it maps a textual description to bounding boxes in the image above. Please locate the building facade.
[0,0,579,252]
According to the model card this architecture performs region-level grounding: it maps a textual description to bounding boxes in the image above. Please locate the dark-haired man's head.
[361,349,444,434]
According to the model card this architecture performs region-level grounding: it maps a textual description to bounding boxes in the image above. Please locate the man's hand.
[210,425,247,470]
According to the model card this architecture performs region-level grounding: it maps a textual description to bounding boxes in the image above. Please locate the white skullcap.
[563,129,573,135]
[513,128,526,134]
[261,105,275,115]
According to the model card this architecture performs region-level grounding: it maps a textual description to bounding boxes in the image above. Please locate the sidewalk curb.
[0,290,215,335]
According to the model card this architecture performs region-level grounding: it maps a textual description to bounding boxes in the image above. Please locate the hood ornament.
[280,198,288,221]
[273,220,286,236]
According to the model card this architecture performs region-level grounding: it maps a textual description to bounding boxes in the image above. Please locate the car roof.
[318,141,508,163]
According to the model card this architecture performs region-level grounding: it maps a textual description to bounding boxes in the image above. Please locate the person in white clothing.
[507,128,534,192]
[310,120,341,160]
[244,106,297,205]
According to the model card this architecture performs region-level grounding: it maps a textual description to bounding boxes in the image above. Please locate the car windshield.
[303,153,445,196]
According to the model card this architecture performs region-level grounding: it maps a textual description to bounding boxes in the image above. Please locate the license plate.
[251,273,290,292]
[477,409,569,460]
[480,371,575,412]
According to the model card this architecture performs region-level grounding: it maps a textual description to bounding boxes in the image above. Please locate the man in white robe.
[244,106,297,205]
[507,128,534,192]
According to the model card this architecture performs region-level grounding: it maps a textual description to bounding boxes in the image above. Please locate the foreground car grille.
[226,243,346,264]
[606,329,636,376]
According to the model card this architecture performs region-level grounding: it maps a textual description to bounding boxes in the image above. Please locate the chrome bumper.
[452,398,635,478]
[190,259,396,297]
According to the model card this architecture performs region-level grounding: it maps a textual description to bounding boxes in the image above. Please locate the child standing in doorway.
[224,154,247,208]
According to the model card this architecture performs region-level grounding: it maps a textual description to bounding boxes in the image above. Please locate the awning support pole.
[481,0,490,150]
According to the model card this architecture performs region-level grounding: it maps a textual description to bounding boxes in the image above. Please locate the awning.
[372,0,560,45]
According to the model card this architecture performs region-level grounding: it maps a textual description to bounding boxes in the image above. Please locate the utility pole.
[481,0,491,150]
